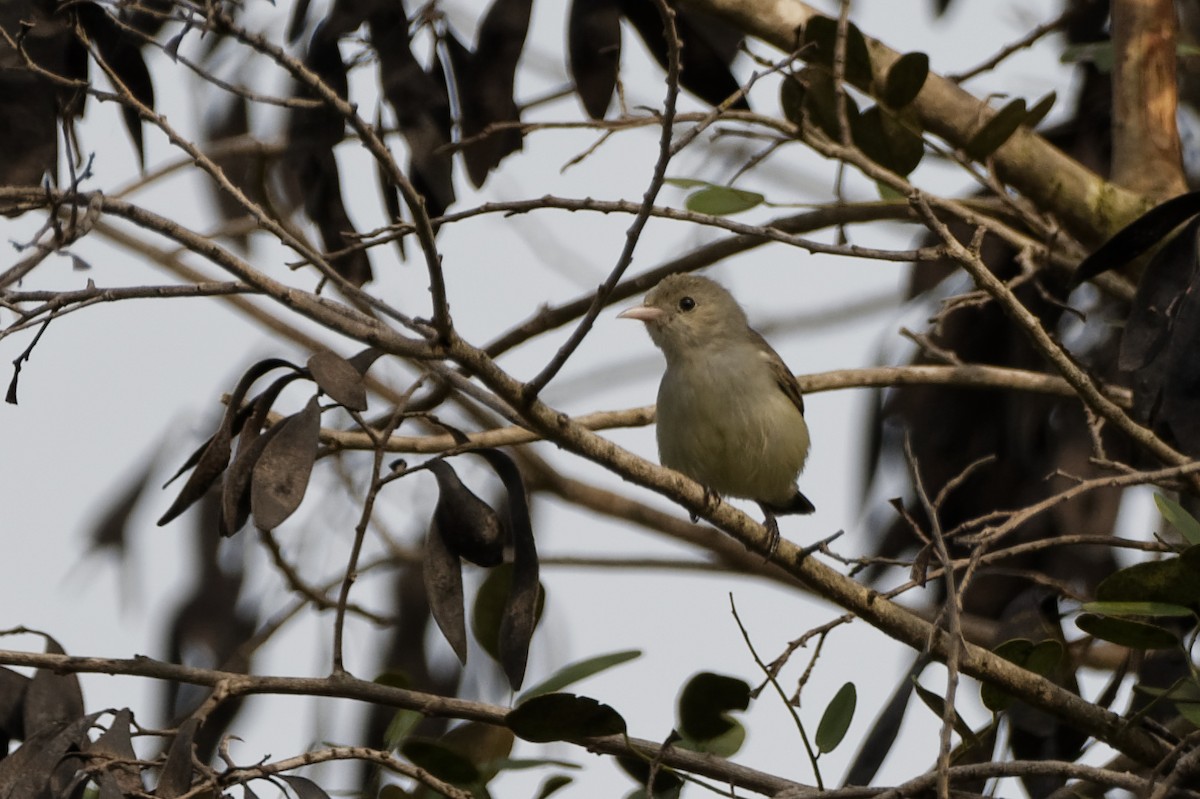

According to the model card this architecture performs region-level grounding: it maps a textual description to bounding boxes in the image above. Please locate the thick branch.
[1112,0,1187,197]
[680,0,1150,242]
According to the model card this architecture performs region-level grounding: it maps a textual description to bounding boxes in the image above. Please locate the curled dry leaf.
[473,449,539,689]
[429,460,505,568]
[251,395,322,530]
[159,358,298,526]
[425,515,468,664]
[307,350,368,411]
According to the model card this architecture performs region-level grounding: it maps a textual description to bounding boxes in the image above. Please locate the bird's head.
[618,274,749,358]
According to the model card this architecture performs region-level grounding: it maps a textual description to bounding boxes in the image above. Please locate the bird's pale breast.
[656,346,809,505]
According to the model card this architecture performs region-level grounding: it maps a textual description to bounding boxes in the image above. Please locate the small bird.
[619,273,814,551]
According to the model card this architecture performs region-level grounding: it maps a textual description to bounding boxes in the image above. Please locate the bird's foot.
[690,486,722,523]
[761,510,781,560]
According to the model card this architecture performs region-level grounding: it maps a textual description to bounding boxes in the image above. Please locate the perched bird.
[619,274,814,551]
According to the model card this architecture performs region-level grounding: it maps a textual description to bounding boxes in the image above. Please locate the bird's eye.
[679,296,696,312]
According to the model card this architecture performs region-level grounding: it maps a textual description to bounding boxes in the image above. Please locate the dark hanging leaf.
[801,67,860,141]
[88,708,141,795]
[204,93,270,252]
[0,711,101,799]
[506,694,627,742]
[348,347,385,375]
[619,0,749,110]
[616,754,683,795]
[1023,90,1056,129]
[88,459,154,555]
[569,0,622,118]
[428,461,505,567]
[285,28,372,286]
[472,449,539,689]
[0,668,29,749]
[1072,191,1200,287]
[964,98,1026,160]
[159,359,297,524]
[74,2,155,168]
[400,739,481,786]
[1077,614,1181,650]
[853,105,923,176]
[979,639,1065,712]
[1114,217,1200,453]
[815,681,857,753]
[677,672,749,742]
[912,679,979,741]
[472,563,544,672]
[154,717,199,797]
[779,73,806,127]
[280,775,332,799]
[307,350,368,411]
[450,0,531,187]
[844,655,929,786]
[1155,494,1200,545]
[519,649,641,702]
[801,15,873,88]
[534,775,574,799]
[1096,549,1200,606]
[0,2,72,192]
[287,0,313,43]
[881,51,928,108]
[23,635,84,739]
[251,395,322,530]
[221,372,303,536]
[368,8,455,218]
[425,517,468,664]
[222,420,284,538]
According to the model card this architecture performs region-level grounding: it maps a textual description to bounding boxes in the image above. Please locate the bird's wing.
[750,330,805,416]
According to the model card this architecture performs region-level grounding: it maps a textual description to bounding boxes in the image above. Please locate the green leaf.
[1060,42,1114,72]
[876,181,905,201]
[815,681,857,753]
[685,186,764,215]
[1077,613,1180,649]
[1135,679,1200,701]
[506,693,627,743]
[1096,551,1200,606]
[663,177,710,189]
[1081,601,1195,618]
[978,639,1064,712]
[1176,702,1200,728]
[519,650,641,702]
[400,739,480,786]
[1023,91,1056,129]
[677,672,751,742]
[1155,494,1200,545]
[383,709,423,750]
[882,52,928,108]
[964,98,1026,160]
[683,720,745,757]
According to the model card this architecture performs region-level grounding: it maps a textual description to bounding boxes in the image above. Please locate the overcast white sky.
[0,1,1156,795]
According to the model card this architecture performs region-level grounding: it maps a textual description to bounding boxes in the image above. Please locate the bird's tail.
[763,490,815,516]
